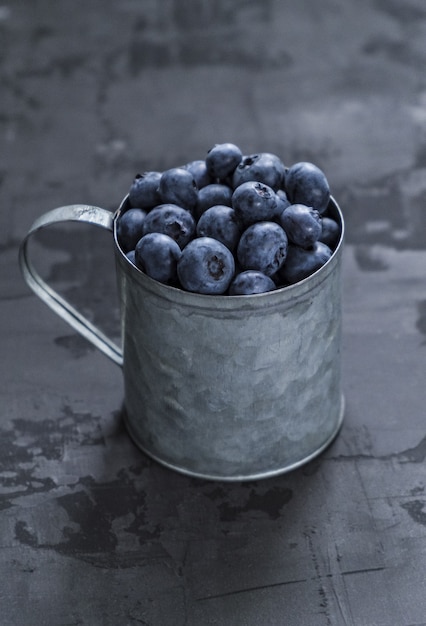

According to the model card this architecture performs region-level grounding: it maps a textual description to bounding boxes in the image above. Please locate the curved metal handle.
[19,204,123,367]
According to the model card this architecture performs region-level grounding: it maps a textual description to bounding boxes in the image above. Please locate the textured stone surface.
[2,1,426,624]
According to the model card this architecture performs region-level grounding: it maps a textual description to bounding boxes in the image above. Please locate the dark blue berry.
[196,205,241,252]
[232,181,280,227]
[284,162,330,215]
[279,241,332,284]
[177,237,235,295]
[275,189,291,215]
[116,208,147,252]
[232,153,286,191]
[158,167,198,211]
[135,233,182,285]
[319,216,340,249]
[126,250,136,266]
[205,143,243,180]
[195,183,233,219]
[184,159,212,189]
[128,172,161,209]
[229,270,276,295]
[279,203,322,249]
[142,204,195,249]
[237,221,288,276]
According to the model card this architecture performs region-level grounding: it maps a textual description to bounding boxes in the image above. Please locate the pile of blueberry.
[116,144,341,295]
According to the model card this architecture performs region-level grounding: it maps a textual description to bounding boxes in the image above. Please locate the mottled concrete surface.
[1,1,426,625]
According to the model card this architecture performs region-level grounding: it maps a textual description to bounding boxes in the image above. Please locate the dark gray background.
[1,1,426,624]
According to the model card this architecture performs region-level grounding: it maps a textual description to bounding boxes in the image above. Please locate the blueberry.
[128,172,162,209]
[184,159,212,189]
[116,208,147,252]
[232,181,280,227]
[122,147,338,296]
[177,237,235,295]
[205,143,243,180]
[279,203,322,249]
[237,221,288,276]
[196,205,241,252]
[195,183,233,219]
[276,189,291,215]
[284,162,330,215]
[232,153,286,191]
[158,167,198,211]
[126,250,136,266]
[319,216,340,249]
[279,241,333,284]
[229,270,276,295]
[142,204,196,249]
[135,233,182,285]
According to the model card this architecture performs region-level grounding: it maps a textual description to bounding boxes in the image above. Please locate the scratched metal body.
[19,197,344,481]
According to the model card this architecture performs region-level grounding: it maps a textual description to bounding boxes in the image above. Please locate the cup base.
[122,395,345,482]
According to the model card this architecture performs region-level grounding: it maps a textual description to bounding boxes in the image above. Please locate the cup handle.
[19,204,123,367]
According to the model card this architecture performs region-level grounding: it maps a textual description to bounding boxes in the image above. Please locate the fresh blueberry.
[279,203,322,249]
[205,143,243,180]
[319,216,341,249]
[279,241,333,284]
[128,172,162,209]
[116,208,147,252]
[158,167,198,211]
[196,205,241,252]
[195,183,233,219]
[284,162,330,215]
[184,159,212,189]
[229,270,276,295]
[126,250,136,266]
[275,189,291,216]
[232,181,280,227]
[232,153,286,191]
[177,237,235,295]
[142,204,196,249]
[237,221,288,276]
[135,233,182,285]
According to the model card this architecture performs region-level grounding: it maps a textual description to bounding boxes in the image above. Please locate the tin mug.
[19,196,345,481]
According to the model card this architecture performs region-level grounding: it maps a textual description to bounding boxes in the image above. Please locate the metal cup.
[19,197,344,481]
